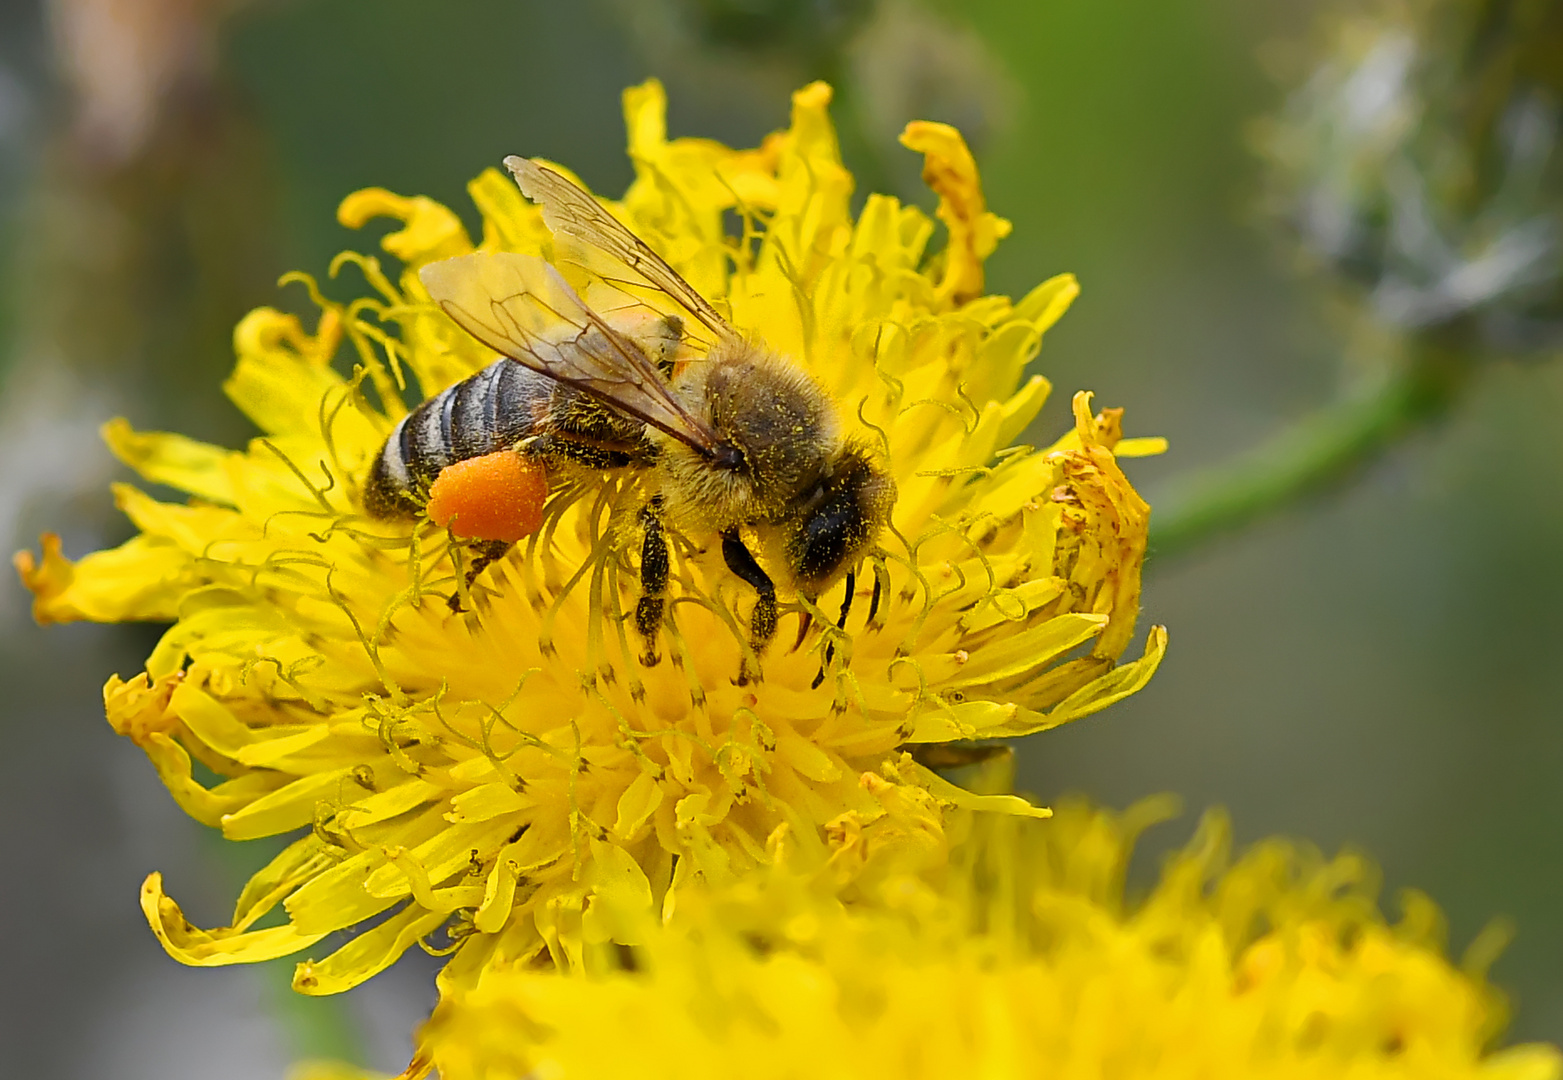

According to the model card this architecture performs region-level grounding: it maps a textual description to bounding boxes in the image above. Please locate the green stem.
[1148,345,1467,560]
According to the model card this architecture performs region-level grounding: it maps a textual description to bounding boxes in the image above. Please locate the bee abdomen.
[363,359,549,519]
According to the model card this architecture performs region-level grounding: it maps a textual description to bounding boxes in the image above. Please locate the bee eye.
[713,444,746,472]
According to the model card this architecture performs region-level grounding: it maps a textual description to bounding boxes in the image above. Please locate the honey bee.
[363,156,895,681]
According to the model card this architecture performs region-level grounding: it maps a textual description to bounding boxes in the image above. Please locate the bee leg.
[635,497,668,666]
[720,529,776,685]
[790,611,813,653]
[448,540,512,613]
[468,539,513,583]
[810,569,855,690]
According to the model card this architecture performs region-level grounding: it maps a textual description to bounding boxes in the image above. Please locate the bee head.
[782,443,895,594]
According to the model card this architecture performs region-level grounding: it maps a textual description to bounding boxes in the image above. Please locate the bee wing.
[419,252,720,455]
[504,155,744,350]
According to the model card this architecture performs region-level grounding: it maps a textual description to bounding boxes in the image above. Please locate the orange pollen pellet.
[424,451,548,544]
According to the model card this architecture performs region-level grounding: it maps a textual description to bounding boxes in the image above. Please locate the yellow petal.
[1115,436,1170,457]
[906,759,1052,819]
[899,121,1013,305]
[1036,625,1169,731]
[15,532,188,624]
[103,419,240,506]
[337,188,473,267]
[468,167,548,254]
[141,872,326,965]
[292,904,452,995]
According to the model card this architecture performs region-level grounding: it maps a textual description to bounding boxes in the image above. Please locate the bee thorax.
[664,345,841,527]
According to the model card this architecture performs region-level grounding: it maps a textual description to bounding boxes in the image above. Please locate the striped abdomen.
[363,359,552,518]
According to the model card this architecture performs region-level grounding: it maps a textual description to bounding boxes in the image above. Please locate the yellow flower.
[15,80,1166,996]
[409,802,1562,1080]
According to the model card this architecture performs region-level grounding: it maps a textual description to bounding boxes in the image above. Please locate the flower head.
[17,80,1164,995]
[410,801,1562,1080]
[1258,0,1563,347]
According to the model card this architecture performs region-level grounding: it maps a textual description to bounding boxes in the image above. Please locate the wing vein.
[504,155,744,350]
[420,252,720,455]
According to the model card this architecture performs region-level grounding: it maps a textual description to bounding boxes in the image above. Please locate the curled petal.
[900,120,1013,305]
[141,872,327,966]
[337,188,473,267]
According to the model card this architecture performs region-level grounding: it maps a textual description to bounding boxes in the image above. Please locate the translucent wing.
[420,252,719,454]
[504,155,744,350]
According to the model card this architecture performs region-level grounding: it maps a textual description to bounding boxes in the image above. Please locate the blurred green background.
[3,0,1560,1076]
